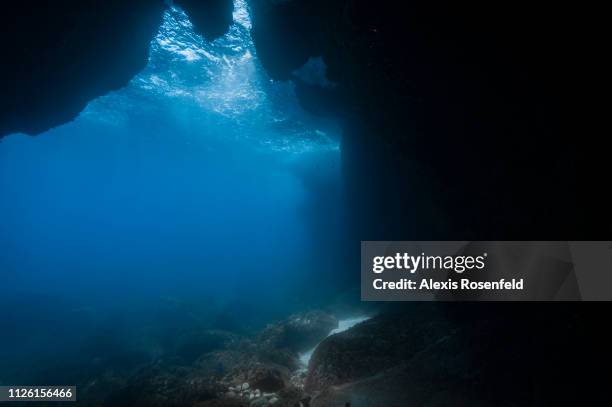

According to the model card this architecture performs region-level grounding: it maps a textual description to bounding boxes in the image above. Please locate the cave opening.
[0,0,351,385]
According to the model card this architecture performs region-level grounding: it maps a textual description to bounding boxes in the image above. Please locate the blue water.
[0,1,345,385]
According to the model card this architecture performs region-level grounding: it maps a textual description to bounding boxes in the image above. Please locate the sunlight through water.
[81,0,339,154]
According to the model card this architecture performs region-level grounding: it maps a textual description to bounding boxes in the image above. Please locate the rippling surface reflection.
[83,0,339,154]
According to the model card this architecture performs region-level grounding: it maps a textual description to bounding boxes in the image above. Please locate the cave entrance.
[0,0,344,320]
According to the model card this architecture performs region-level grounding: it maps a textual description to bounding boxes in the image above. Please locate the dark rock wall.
[246,3,609,403]
[0,0,164,136]
[175,0,234,40]
[249,0,603,240]
[306,304,610,405]
[0,0,234,137]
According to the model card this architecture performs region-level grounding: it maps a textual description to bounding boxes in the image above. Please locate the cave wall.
[0,0,163,136]
[0,0,234,138]
[246,3,610,402]
[248,0,603,240]
[175,0,234,40]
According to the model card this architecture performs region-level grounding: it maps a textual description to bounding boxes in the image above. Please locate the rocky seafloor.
[73,310,354,407]
[61,302,594,406]
[2,300,602,406]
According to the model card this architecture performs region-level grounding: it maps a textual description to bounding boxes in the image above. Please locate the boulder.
[306,304,601,406]
[259,311,338,354]
[248,366,287,392]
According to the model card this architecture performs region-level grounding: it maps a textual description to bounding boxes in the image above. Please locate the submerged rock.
[255,345,302,372]
[306,304,597,406]
[175,330,240,363]
[174,0,233,41]
[248,366,287,392]
[259,311,338,354]
[98,310,341,406]
[197,349,250,378]
[103,363,221,407]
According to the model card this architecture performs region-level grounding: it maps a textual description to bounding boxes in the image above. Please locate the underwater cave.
[0,0,609,406]
[1,0,344,310]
